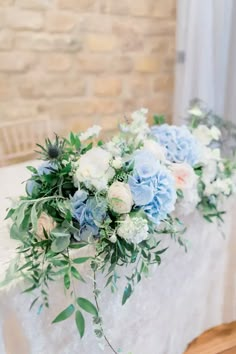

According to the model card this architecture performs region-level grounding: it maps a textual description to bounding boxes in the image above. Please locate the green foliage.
[52,304,75,323]
[153,114,165,125]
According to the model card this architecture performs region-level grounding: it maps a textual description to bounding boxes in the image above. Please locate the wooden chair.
[0,118,53,166]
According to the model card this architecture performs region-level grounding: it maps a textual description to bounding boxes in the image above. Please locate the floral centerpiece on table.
[2,103,236,353]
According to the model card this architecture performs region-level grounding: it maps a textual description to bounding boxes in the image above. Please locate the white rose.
[142,139,166,161]
[117,215,149,244]
[170,163,197,190]
[112,157,123,169]
[108,181,133,214]
[210,126,221,140]
[74,147,114,191]
[202,160,218,184]
[37,212,56,239]
[177,187,200,216]
[193,125,213,146]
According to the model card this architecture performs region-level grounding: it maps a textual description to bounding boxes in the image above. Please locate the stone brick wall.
[0,0,176,135]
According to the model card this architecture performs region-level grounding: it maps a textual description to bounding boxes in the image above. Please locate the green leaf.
[71,266,86,283]
[69,243,88,249]
[122,283,132,305]
[10,223,22,240]
[16,203,29,228]
[51,227,70,238]
[29,297,39,311]
[75,310,85,338]
[31,204,38,231]
[26,166,38,174]
[52,304,75,323]
[153,114,165,125]
[64,273,70,289]
[73,257,90,264]
[77,297,98,317]
[51,236,70,253]
[5,208,15,220]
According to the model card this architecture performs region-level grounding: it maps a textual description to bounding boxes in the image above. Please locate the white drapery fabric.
[174,0,235,123]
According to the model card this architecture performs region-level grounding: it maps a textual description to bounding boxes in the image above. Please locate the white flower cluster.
[117,215,149,244]
[74,147,114,191]
[79,125,102,142]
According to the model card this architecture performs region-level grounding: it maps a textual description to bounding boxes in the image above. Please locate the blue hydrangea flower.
[71,190,107,240]
[151,124,200,166]
[26,161,57,196]
[128,150,176,224]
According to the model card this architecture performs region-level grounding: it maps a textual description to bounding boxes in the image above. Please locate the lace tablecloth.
[0,161,236,354]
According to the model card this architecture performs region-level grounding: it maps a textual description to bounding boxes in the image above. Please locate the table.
[0,161,236,354]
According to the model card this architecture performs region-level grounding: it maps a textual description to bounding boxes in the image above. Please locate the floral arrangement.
[2,103,236,353]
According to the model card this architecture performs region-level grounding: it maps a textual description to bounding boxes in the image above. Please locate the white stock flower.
[117,215,149,244]
[193,125,221,146]
[37,212,56,239]
[170,162,197,190]
[205,178,233,197]
[142,139,166,161]
[120,108,150,138]
[74,147,114,191]
[79,125,102,141]
[108,181,133,214]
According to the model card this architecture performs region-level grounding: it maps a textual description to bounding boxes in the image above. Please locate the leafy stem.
[93,269,118,354]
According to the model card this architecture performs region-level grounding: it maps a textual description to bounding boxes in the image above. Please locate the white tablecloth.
[0,161,236,354]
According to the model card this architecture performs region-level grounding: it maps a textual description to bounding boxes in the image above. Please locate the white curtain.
[174,0,235,123]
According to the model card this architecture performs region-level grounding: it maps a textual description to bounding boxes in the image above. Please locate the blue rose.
[151,124,200,166]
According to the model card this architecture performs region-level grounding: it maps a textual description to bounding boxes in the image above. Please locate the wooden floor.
[185,322,236,354]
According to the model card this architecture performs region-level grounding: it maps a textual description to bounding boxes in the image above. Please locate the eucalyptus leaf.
[52,304,75,323]
[75,310,85,338]
[122,284,132,305]
[71,266,86,283]
[30,203,38,231]
[73,257,91,264]
[51,236,70,253]
[77,297,98,317]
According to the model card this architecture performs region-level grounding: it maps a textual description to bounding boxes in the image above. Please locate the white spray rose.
[117,215,149,244]
[193,125,221,146]
[108,181,133,214]
[37,212,56,239]
[79,125,101,141]
[142,139,166,161]
[205,178,233,197]
[170,162,197,190]
[74,147,114,191]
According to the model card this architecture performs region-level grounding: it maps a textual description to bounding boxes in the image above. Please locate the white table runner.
[0,161,235,354]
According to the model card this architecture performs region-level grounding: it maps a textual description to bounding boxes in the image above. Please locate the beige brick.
[0,30,14,50]
[57,0,97,11]
[79,14,111,33]
[94,77,122,97]
[41,53,72,72]
[0,52,35,72]
[127,77,151,97]
[100,0,129,15]
[51,99,97,117]
[46,12,77,33]
[110,56,133,73]
[0,0,13,5]
[86,34,116,52]
[129,1,151,17]
[0,75,16,99]
[151,0,176,18]
[76,55,108,73]
[16,0,53,9]
[134,56,162,73]
[15,33,81,52]
[6,10,43,30]
[0,101,42,119]
[18,74,85,98]
[153,75,174,93]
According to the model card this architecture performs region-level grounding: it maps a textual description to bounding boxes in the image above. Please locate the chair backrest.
[0,118,53,166]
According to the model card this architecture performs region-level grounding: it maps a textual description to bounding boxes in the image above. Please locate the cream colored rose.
[108,181,133,214]
[170,163,197,190]
[37,212,56,239]
[74,147,114,191]
[142,139,166,161]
